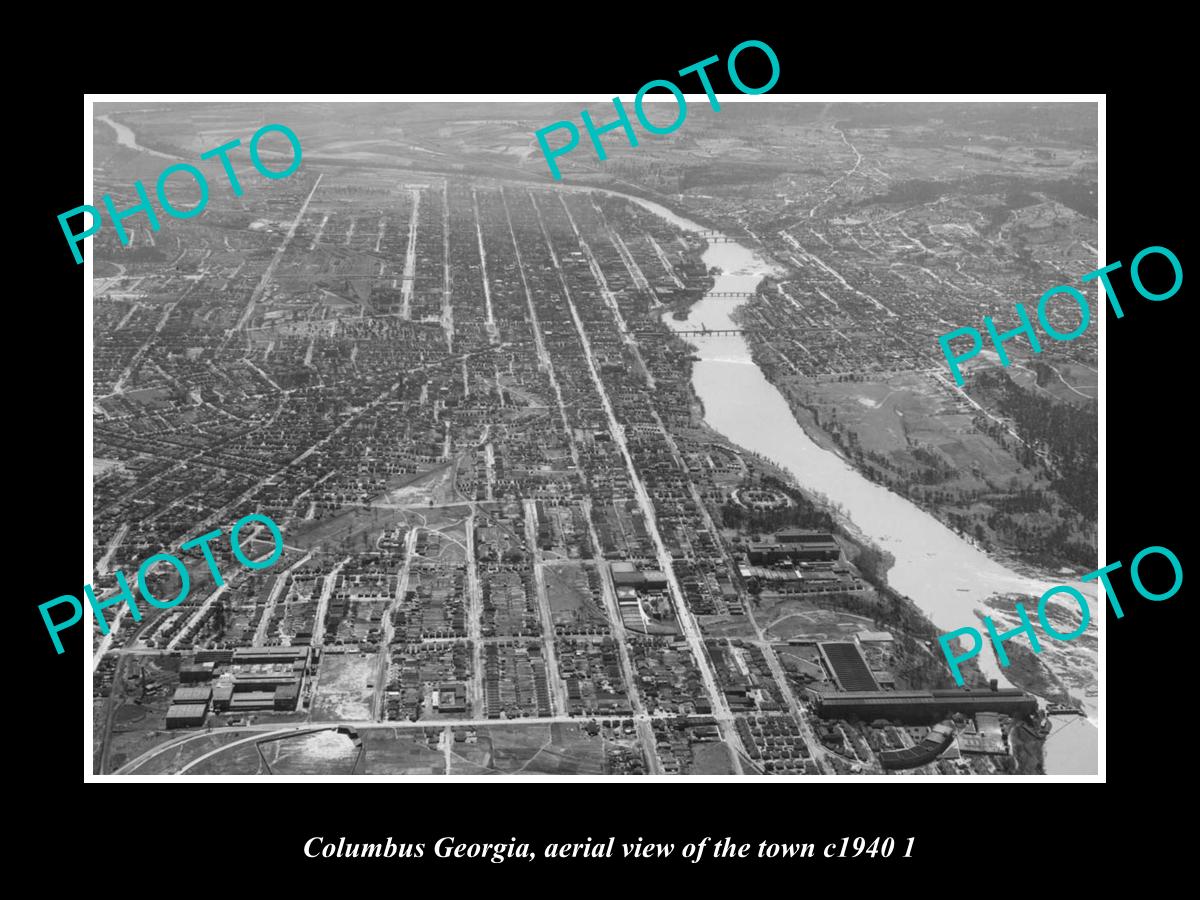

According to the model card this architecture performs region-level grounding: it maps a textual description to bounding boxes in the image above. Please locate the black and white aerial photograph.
[87,99,1099,778]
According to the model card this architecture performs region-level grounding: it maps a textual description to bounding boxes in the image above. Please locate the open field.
[381,461,461,507]
[93,457,125,476]
[691,740,736,774]
[186,741,267,775]
[290,504,410,554]
[449,723,606,775]
[1009,359,1097,404]
[128,732,252,774]
[288,467,466,554]
[102,655,181,772]
[803,373,1030,489]
[772,643,830,684]
[697,614,759,640]
[311,653,375,721]
[544,563,608,630]
[758,599,877,642]
[446,738,496,774]
[262,730,361,774]
[360,728,446,774]
[414,512,470,565]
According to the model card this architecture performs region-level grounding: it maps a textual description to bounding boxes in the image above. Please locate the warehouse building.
[212,683,235,711]
[775,530,841,560]
[274,683,300,711]
[171,686,212,707]
[811,687,1037,723]
[818,642,880,692]
[229,690,277,711]
[231,646,310,666]
[180,663,215,683]
[166,703,208,729]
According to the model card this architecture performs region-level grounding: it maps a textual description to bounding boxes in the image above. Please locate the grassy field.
[691,740,736,774]
[544,563,608,630]
[290,504,408,554]
[185,741,267,775]
[360,728,445,775]
[416,516,469,564]
[288,464,469,555]
[816,373,1030,489]
[1008,359,1097,404]
[103,656,181,773]
[382,462,460,507]
[446,739,496,775]
[697,614,759,640]
[758,598,875,642]
[773,643,831,684]
[129,732,251,774]
[452,723,606,775]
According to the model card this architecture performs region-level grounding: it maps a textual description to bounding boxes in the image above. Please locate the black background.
[17,22,1189,885]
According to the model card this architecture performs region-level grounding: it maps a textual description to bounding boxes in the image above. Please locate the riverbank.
[97,114,180,160]
[1009,718,1046,775]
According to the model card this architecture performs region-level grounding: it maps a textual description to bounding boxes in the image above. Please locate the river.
[97,114,178,159]
[569,187,1099,775]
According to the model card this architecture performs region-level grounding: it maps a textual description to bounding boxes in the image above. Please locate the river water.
[572,188,1099,775]
[97,114,178,159]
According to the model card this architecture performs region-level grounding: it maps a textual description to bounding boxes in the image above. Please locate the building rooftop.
[166,704,208,718]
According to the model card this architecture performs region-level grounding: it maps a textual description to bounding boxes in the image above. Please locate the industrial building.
[231,646,311,666]
[225,646,310,711]
[179,663,215,683]
[737,564,862,595]
[434,683,468,714]
[213,684,234,711]
[171,686,213,706]
[167,683,212,729]
[811,687,1038,723]
[818,642,880,692]
[857,631,894,643]
[778,530,841,556]
[608,562,668,591]
[165,645,315,716]
[166,704,208,729]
